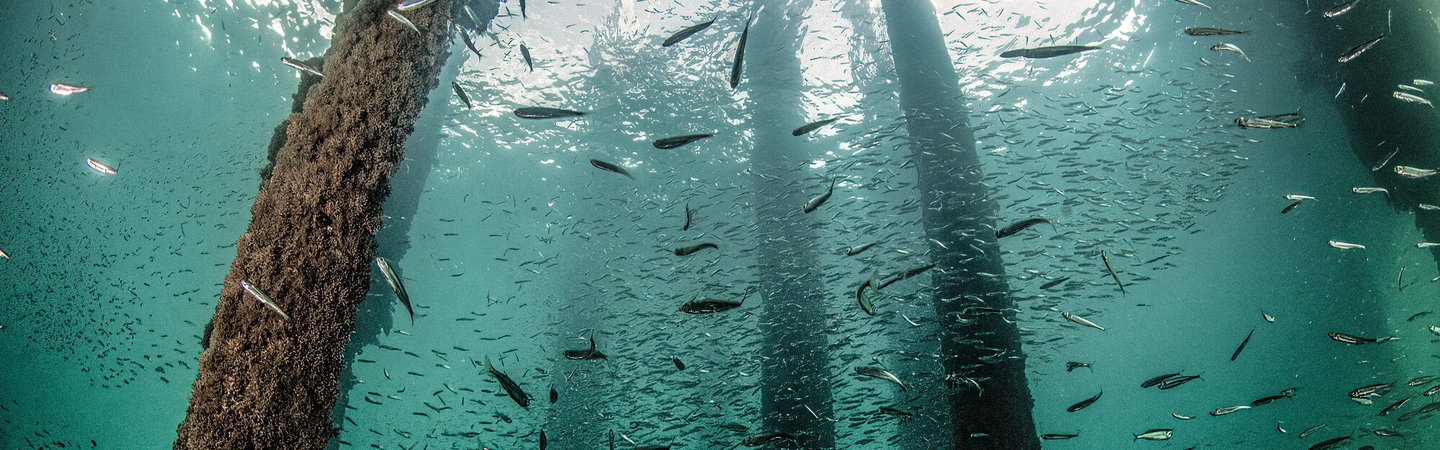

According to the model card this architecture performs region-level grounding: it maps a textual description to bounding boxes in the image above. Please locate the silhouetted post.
[879,1,1040,448]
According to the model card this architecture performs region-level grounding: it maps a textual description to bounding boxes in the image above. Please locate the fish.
[1235,112,1301,129]
[1061,311,1105,332]
[1330,332,1393,345]
[514,107,586,119]
[672,357,685,370]
[995,218,1051,239]
[1040,277,1071,289]
[1299,424,1326,438]
[679,297,743,314]
[1419,243,1440,248]
[662,18,715,47]
[1101,251,1125,294]
[563,331,607,361]
[1157,374,1202,390]
[803,179,836,214]
[1231,329,1254,361]
[86,158,118,175]
[875,264,935,290]
[1327,240,1365,250]
[0,248,9,259]
[1184,27,1246,36]
[1277,423,1287,433]
[1308,436,1351,450]
[1280,201,1302,214]
[1324,0,1359,18]
[386,10,419,34]
[1209,43,1251,62]
[856,271,877,316]
[1430,325,1440,336]
[0,90,9,101]
[1171,412,1194,420]
[451,82,472,109]
[1352,187,1388,195]
[590,159,633,180]
[1378,397,1409,416]
[281,57,323,77]
[876,407,912,419]
[1065,361,1091,372]
[682,202,693,231]
[376,257,414,324]
[49,82,90,95]
[458,28,483,59]
[1040,433,1079,440]
[653,134,713,149]
[1348,382,1394,398]
[1133,428,1173,441]
[1427,385,1440,396]
[998,45,1101,59]
[843,242,878,257]
[1407,311,1432,321]
[519,0,527,18]
[729,14,752,89]
[1338,34,1385,63]
[792,117,841,136]
[1285,194,1315,201]
[1420,204,1440,210]
[855,366,906,391]
[1399,84,1426,93]
[741,433,796,447]
[549,386,557,403]
[673,243,718,256]
[1393,91,1434,108]
[484,355,530,408]
[1067,391,1102,412]
[396,0,437,11]
[1142,373,1183,388]
[520,44,533,71]
[1373,147,1401,171]
[1262,310,1275,323]
[540,429,547,450]
[1419,79,1436,86]
[1210,405,1251,416]
[240,280,292,322]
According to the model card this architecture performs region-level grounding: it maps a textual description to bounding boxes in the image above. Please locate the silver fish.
[1396,165,1437,178]
[86,158,117,175]
[803,179,835,214]
[1209,43,1251,62]
[1338,34,1385,63]
[396,0,438,11]
[387,10,420,34]
[1328,240,1365,250]
[1061,311,1105,332]
[1352,187,1389,195]
[1323,0,1359,18]
[49,82,90,95]
[1133,429,1173,441]
[1393,91,1434,108]
[281,57,323,77]
[855,366,907,391]
[1210,405,1251,416]
[240,280,292,322]
[376,256,414,324]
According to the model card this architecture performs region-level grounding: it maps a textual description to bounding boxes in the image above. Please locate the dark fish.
[1040,277,1071,289]
[520,44,533,71]
[1101,251,1125,294]
[996,218,1052,239]
[519,0,526,18]
[540,429,547,450]
[1281,201,1302,214]
[876,264,936,290]
[1184,27,1247,36]
[792,117,841,136]
[742,433,795,447]
[1324,0,1359,18]
[1042,433,1079,440]
[1067,391,1102,412]
[451,82,472,109]
[1251,394,1288,406]
[458,27,483,59]
[662,18,716,47]
[1328,331,1393,345]
[680,297,743,314]
[485,355,530,408]
[1308,436,1351,450]
[1348,382,1394,398]
[1408,311,1431,322]
[999,45,1101,59]
[673,243,718,256]
[1065,361,1091,372]
[1379,397,1409,416]
[590,159,633,179]
[803,178,835,213]
[877,406,912,419]
[653,133,713,149]
[729,14,752,89]
[514,107,586,119]
[1338,34,1384,63]
[549,386,557,403]
[1142,372,1183,388]
[717,423,749,433]
[672,357,685,370]
[682,202,693,231]
[563,331,607,361]
[1158,374,1201,390]
[1231,329,1254,361]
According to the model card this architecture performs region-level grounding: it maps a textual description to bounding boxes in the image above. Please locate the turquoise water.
[1,0,1435,448]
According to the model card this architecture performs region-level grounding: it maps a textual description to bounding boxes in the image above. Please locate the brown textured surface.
[174,1,453,449]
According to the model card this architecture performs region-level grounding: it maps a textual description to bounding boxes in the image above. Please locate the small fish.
[451,82,472,109]
[995,218,1052,239]
[1299,424,1326,438]
[1281,201,1302,214]
[792,117,841,136]
[1285,194,1316,201]
[518,0,527,18]
[519,44,533,71]
[1352,187,1389,195]
[1101,251,1125,294]
[1308,436,1351,450]
[855,366,906,391]
[1323,0,1359,18]
[803,179,835,214]
[1067,391,1102,412]
[673,243,718,256]
[1419,204,1440,210]
[1184,27,1246,36]
[1399,84,1426,93]
[843,242,878,257]
[1393,91,1434,108]
[1209,43,1251,62]
[875,264,935,290]
[1171,412,1194,420]
[1373,147,1401,171]
[590,159,633,180]
[396,0,438,11]
[563,331,607,361]
[1040,277,1071,289]
[1428,325,1440,336]
[1061,311,1105,332]
[1158,374,1202,390]
[0,248,9,259]
[1231,329,1254,361]
[1210,405,1251,416]
[281,57,323,77]
[0,90,9,101]
[376,257,414,324]
[672,357,685,370]
[1338,34,1385,63]
[1065,361,1091,372]
[1252,395,1291,406]
[1419,79,1436,86]
[1261,310,1275,323]
[458,28,483,59]
[662,18,715,47]
[1427,385,1440,396]
[653,134,713,149]
[682,202,693,231]
[49,82,90,95]
[856,271,877,316]
[877,406,913,419]
[1407,311,1432,321]
[1419,242,1440,248]
[240,280,292,322]
[1235,112,1301,129]
[1348,382,1394,398]
[484,355,530,408]
[514,107,586,119]
[729,14,752,89]
[1328,240,1365,250]
[1378,397,1409,416]
[1133,428,1173,441]
[540,429,547,450]
[679,297,743,314]
[86,158,118,175]
[1330,331,1392,345]
[386,10,420,34]
[998,45,1102,59]
[1277,423,1287,433]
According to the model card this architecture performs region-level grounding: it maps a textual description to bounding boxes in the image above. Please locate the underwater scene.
[2,0,1438,449]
